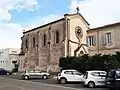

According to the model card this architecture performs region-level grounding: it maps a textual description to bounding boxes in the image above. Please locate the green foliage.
[59,52,120,73]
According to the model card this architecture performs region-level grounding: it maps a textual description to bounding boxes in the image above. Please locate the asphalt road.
[0,73,109,90]
[0,77,82,90]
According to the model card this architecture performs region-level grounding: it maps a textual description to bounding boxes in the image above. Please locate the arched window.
[25,39,28,48]
[78,51,84,56]
[43,34,46,46]
[55,31,59,44]
[33,37,35,47]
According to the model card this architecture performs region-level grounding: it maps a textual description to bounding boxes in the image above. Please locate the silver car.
[21,69,50,80]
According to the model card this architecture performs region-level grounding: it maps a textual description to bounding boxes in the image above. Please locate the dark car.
[106,69,120,90]
[0,68,12,75]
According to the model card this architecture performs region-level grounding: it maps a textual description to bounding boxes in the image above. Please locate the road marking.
[1,77,84,90]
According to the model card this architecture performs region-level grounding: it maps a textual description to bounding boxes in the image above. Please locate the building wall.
[0,48,20,70]
[67,14,89,56]
[21,20,65,72]
[87,24,120,55]
[20,13,120,72]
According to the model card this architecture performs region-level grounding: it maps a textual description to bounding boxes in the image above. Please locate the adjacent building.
[0,48,20,70]
[19,12,120,72]
[87,22,120,55]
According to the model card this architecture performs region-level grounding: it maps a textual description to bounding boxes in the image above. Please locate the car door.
[95,72,106,85]
[90,72,101,85]
[99,72,106,83]
[0,70,4,75]
[72,71,83,82]
[29,70,36,78]
[35,70,42,78]
[64,71,74,81]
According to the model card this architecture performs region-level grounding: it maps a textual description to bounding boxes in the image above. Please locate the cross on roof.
[76,7,79,14]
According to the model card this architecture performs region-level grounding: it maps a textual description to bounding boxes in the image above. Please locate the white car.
[21,69,50,80]
[57,69,83,84]
[83,70,106,88]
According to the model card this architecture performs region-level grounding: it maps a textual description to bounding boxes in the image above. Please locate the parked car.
[106,69,120,90]
[0,68,12,75]
[57,69,83,84]
[83,70,106,88]
[21,69,50,80]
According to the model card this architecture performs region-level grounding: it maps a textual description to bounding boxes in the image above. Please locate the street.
[0,74,109,90]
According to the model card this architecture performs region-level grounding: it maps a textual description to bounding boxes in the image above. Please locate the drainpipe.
[97,30,99,54]
[67,19,70,56]
[64,14,70,57]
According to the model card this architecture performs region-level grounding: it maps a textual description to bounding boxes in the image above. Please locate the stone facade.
[19,12,120,72]
[87,22,120,55]
[19,13,89,72]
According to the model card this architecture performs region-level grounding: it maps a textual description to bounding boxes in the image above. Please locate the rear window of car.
[99,72,106,77]
[91,72,99,76]
[91,72,106,77]
[64,71,72,75]
[35,70,41,73]
[72,71,82,75]
[28,70,35,73]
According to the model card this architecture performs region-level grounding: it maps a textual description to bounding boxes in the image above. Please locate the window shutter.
[111,32,114,44]
[102,34,106,45]
[93,35,96,46]
[86,36,88,46]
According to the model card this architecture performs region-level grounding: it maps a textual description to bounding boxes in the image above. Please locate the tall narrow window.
[106,32,111,44]
[56,31,59,44]
[43,34,46,46]
[87,35,96,46]
[33,37,35,47]
[25,39,28,48]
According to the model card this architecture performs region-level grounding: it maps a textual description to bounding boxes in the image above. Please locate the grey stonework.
[20,19,66,73]
[19,13,120,73]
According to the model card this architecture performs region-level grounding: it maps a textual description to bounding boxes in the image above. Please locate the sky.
[0,0,120,50]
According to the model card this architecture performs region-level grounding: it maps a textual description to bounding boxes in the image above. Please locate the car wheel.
[88,81,95,88]
[6,72,9,75]
[60,78,67,84]
[42,75,48,79]
[24,75,29,80]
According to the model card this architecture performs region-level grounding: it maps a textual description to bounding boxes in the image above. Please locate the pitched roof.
[23,13,89,34]
[23,18,64,34]
[88,22,120,31]
[64,13,90,26]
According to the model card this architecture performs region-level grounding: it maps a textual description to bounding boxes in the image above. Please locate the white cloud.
[0,0,39,49]
[0,14,62,49]
[69,0,120,28]
[0,0,38,21]
[0,22,22,49]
